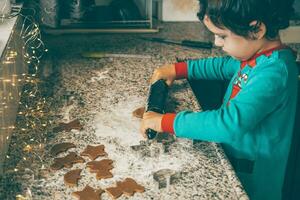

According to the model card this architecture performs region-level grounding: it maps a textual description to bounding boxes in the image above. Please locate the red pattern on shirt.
[227,45,288,106]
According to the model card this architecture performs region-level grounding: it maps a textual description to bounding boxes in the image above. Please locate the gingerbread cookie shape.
[50,142,76,156]
[86,159,113,180]
[51,152,85,170]
[86,159,113,172]
[53,119,83,133]
[96,169,113,180]
[132,107,145,119]
[81,145,107,160]
[105,178,145,199]
[72,185,104,200]
[64,169,82,187]
[117,178,145,196]
[105,187,123,199]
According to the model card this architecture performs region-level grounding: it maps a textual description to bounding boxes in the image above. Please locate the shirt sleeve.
[173,60,288,143]
[187,56,240,81]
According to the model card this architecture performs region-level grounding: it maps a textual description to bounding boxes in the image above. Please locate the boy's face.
[203,15,262,61]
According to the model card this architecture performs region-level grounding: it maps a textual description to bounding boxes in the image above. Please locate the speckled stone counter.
[20,22,250,200]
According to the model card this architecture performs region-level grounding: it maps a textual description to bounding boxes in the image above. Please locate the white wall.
[94,0,200,21]
[162,0,199,22]
[280,26,300,43]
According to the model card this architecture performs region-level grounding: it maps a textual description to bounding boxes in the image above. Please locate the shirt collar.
[241,44,288,68]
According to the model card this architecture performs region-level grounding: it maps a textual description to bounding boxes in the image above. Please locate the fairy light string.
[1,2,53,181]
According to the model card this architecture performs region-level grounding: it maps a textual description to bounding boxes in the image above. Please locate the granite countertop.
[14,22,248,200]
[1,8,299,199]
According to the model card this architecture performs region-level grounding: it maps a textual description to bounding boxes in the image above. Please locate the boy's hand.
[140,112,163,138]
[150,64,176,86]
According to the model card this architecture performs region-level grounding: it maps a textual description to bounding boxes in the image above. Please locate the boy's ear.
[249,20,266,40]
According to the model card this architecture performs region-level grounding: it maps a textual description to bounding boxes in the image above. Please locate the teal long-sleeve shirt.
[173,49,298,200]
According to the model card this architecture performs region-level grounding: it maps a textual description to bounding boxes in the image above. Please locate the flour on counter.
[93,96,145,146]
[91,96,186,187]
[88,70,110,83]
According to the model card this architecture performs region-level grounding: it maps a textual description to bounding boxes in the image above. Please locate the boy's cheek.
[223,43,242,58]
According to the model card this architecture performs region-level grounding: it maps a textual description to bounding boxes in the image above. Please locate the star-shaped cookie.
[117,178,145,196]
[81,145,107,160]
[86,159,114,180]
[105,178,145,199]
[86,159,113,172]
[72,185,104,200]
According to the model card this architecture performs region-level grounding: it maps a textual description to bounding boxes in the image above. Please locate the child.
[140,0,298,199]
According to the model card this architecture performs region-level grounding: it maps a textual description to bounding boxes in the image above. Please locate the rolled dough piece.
[72,185,104,200]
[132,107,145,119]
[80,145,107,160]
[50,142,76,156]
[64,169,82,187]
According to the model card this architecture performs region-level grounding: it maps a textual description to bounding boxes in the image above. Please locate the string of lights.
[1,1,52,181]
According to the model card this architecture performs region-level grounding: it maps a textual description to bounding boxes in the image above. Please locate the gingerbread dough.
[53,119,83,133]
[86,159,113,172]
[96,169,113,180]
[81,145,107,160]
[50,142,76,156]
[117,178,145,196]
[64,169,82,187]
[51,152,85,170]
[86,159,114,180]
[105,178,145,199]
[105,187,123,199]
[72,185,104,200]
[132,107,145,119]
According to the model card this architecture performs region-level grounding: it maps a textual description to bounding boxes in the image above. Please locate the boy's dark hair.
[198,0,295,40]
